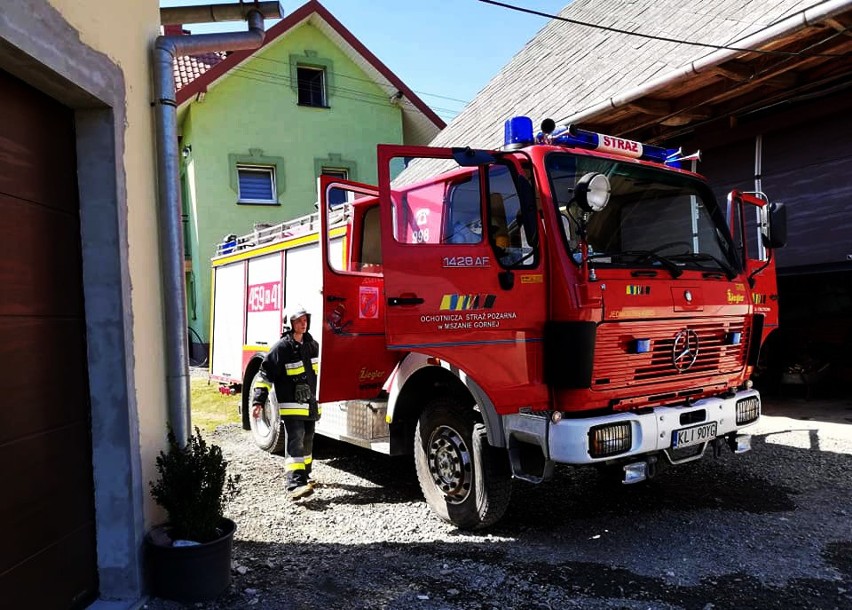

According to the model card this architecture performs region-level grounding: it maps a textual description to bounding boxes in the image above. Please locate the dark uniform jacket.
[253,331,320,420]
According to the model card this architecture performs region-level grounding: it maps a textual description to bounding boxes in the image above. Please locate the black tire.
[414,398,512,529]
[248,369,287,454]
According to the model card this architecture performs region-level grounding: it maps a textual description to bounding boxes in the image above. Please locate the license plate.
[672,422,717,449]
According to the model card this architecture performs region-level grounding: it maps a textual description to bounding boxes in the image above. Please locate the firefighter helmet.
[284,304,311,331]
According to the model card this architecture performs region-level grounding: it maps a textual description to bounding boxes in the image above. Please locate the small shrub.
[149,427,241,543]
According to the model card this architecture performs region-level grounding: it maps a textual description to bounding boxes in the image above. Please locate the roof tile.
[174,52,228,92]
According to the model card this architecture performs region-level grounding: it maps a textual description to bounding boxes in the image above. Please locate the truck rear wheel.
[248,371,287,454]
[414,399,512,529]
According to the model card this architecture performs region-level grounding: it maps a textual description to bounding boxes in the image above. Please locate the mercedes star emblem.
[672,329,699,371]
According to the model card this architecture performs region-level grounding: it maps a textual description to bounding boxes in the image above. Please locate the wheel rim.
[426,425,472,504]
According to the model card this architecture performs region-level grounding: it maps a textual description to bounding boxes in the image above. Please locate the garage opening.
[0,68,99,608]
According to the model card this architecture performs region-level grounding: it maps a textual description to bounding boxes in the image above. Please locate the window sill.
[236,200,280,206]
[297,103,330,109]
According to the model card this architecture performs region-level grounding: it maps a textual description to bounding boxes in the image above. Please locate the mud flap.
[503,412,554,483]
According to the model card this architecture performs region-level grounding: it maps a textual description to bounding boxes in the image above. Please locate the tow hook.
[646,455,658,478]
[727,434,752,454]
[623,456,657,484]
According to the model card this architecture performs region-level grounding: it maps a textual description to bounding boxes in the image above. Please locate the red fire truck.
[209,115,786,529]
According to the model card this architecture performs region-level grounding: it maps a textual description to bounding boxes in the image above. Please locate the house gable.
[178,15,415,346]
[175,0,444,145]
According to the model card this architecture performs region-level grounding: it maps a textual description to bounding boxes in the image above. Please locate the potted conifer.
[145,427,241,602]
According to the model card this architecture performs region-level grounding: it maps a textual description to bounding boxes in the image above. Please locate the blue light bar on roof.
[550,124,677,164]
[502,116,681,164]
[504,116,534,148]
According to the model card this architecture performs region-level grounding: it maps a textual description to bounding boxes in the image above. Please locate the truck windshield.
[546,152,739,277]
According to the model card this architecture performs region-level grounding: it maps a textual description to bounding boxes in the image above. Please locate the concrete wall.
[47,0,169,501]
[180,21,404,343]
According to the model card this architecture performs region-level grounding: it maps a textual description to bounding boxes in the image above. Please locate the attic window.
[297,66,327,108]
[237,165,277,204]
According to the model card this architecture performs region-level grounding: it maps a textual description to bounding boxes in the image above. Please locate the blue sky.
[159,0,567,121]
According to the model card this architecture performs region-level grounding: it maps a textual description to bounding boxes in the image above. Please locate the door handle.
[388,295,424,306]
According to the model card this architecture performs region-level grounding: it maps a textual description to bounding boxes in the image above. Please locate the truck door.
[317,176,400,402]
[728,190,781,341]
[376,145,549,412]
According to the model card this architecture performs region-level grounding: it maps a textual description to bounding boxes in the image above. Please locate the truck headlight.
[736,396,760,425]
[588,422,632,458]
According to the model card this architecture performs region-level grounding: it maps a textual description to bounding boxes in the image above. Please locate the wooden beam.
[628,98,672,116]
[824,18,852,37]
[709,61,754,82]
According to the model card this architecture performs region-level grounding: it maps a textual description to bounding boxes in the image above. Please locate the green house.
[174,0,444,360]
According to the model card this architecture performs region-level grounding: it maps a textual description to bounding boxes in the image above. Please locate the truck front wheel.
[248,370,287,454]
[414,399,512,529]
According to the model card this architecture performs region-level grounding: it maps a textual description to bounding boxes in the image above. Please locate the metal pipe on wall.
[153,2,282,444]
[161,1,282,25]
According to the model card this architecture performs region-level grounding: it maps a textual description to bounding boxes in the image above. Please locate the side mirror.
[762,202,787,249]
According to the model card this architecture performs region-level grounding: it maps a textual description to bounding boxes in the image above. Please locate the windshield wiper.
[669,252,737,280]
[587,250,683,278]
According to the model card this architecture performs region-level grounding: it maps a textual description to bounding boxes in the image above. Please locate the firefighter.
[252,305,320,499]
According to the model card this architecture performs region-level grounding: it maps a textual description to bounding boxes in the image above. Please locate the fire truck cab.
[212,115,786,529]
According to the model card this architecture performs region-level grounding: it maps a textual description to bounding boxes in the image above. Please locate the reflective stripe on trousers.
[283,419,315,489]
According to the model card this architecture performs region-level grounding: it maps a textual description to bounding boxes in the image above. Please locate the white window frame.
[321,167,348,180]
[237,164,277,205]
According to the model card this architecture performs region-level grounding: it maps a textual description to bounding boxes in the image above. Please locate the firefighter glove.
[252,386,268,407]
[294,383,312,404]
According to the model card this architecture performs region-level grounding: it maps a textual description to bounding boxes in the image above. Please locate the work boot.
[288,484,314,500]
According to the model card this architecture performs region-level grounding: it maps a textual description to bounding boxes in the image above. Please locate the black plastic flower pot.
[145,518,236,603]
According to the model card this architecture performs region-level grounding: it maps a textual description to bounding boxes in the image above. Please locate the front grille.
[593,317,749,389]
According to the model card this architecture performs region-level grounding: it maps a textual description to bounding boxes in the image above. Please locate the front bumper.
[546,389,761,465]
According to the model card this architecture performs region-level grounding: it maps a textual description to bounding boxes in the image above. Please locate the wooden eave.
[578,11,852,144]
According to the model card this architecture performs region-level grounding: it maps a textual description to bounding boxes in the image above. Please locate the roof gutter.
[153,2,282,445]
[558,0,851,128]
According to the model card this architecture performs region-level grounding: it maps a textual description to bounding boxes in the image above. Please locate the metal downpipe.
[152,6,277,444]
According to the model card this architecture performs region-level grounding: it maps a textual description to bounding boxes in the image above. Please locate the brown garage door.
[0,69,98,608]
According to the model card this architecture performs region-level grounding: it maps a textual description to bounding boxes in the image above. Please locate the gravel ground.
[144,396,852,610]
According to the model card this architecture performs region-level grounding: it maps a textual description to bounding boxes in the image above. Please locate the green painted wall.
[180,22,405,344]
